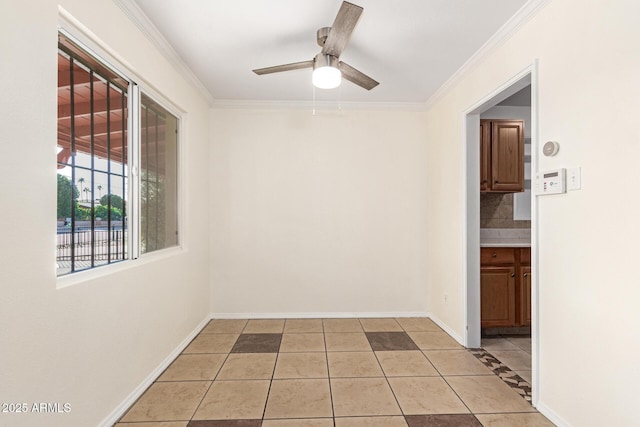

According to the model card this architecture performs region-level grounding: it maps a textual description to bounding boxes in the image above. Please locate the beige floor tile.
[323,319,363,332]
[279,333,325,352]
[243,319,285,333]
[325,333,372,351]
[183,333,239,354]
[445,375,536,414]
[424,350,494,376]
[516,370,532,383]
[284,319,324,333]
[328,352,384,378]
[388,377,469,415]
[201,319,247,334]
[115,422,187,427]
[263,418,334,427]
[264,379,333,419]
[158,354,226,381]
[359,318,403,332]
[482,337,519,351]
[274,352,328,379]
[335,416,408,426]
[192,380,270,420]
[488,349,531,371]
[375,350,439,377]
[476,413,556,427]
[506,336,532,353]
[395,317,442,332]
[120,381,210,422]
[407,331,462,350]
[216,353,277,380]
[331,378,402,417]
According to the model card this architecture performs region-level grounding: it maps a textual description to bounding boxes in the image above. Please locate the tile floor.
[116,319,554,427]
[481,336,532,384]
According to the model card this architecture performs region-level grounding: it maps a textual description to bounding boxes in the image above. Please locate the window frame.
[57,17,184,287]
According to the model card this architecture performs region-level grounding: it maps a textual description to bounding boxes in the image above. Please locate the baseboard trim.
[99,315,211,427]
[211,311,429,320]
[425,312,465,346]
[535,401,572,427]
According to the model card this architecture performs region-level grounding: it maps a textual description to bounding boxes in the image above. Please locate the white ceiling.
[131,0,529,104]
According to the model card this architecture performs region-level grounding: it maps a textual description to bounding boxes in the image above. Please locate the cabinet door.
[481,266,516,327]
[480,120,491,192]
[491,120,524,192]
[520,266,532,326]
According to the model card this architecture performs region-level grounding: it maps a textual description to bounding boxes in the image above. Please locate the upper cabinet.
[480,119,524,193]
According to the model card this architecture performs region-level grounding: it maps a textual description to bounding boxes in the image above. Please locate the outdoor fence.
[56,226,127,262]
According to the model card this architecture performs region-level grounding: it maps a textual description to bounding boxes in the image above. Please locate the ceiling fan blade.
[253,60,313,75]
[322,1,363,57]
[338,61,379,90]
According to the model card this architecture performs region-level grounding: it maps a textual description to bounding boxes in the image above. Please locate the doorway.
[463,63,539,404]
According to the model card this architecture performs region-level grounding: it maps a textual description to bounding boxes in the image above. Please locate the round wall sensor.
[543,141,560,157]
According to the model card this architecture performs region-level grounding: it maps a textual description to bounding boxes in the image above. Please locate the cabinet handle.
[524,273,528,277]
[492,253,497,258]
[511,273,515,278]
[494,180,499,183]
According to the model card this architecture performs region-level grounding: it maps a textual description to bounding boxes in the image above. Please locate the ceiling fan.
[252,1,379,91]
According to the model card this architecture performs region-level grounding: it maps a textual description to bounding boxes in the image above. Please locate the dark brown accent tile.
[366,332,419,351]
[188,421,263,427]
[405,414,482,427]
[231,333,282,353]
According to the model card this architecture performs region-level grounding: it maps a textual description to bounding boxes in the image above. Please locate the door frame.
[462,61,540,404]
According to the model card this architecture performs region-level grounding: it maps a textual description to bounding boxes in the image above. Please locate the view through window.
[57,34,179,277]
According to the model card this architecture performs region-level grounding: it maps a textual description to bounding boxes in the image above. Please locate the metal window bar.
[69,55,76,274]
[57,41,129,276]
[90,70,95,268]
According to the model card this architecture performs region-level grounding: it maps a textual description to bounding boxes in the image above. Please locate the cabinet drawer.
[519,248,531,265]
[481,248,515,265]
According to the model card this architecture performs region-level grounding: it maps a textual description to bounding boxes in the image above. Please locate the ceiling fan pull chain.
[312,84,316,116]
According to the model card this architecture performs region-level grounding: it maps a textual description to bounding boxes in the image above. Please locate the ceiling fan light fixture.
[312,53,341,89]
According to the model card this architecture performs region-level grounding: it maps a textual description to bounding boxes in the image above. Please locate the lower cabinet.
[481,247,531,328]
[480,266,516,327]
[520,266,532,326]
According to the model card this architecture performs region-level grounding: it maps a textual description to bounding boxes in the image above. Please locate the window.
[57,34,179,277]
[140,94,179,254]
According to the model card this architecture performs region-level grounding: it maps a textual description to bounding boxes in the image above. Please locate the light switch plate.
[567,167,581,190]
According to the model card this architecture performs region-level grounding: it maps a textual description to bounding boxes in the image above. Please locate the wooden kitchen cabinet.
[480,119,524,193]
[481,266,516,327]
[520,266,532,326]
[481,247,531,328]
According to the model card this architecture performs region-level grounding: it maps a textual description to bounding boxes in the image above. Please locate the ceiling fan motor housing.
[313,52,339,70]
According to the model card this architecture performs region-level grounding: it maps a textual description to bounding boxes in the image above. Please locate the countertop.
[480,239,531,248]
[480,228,531,248]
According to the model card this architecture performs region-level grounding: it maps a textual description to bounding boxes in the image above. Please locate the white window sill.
[56,245,185,290]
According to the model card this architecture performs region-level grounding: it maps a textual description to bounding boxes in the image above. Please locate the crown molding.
[211,99,428,112]
[424,0,551,110]
[113,0,214,106]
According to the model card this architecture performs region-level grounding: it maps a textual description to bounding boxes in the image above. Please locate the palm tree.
[77,177,85,199]
[83,187,90,202]
[97,185,103,199]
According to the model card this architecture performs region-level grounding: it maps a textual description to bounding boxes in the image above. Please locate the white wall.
[0,1,211,426]
[210,107,429,316]
[425,0,640,425]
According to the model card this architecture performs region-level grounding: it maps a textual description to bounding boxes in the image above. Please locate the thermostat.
[543,141,560,157]
[536,168,566,195]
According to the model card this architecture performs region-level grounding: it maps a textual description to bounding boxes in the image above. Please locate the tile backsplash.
[480,193,531,229]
